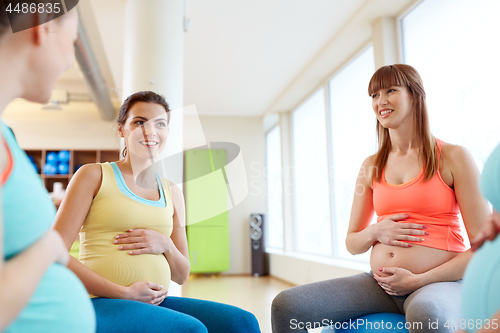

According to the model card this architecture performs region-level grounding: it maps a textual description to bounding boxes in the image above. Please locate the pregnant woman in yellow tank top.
[54,91,261,333]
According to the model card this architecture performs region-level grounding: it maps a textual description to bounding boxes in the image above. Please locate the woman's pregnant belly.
[6,263,95,333]
[370,242,460,277]
[80,249,171,295]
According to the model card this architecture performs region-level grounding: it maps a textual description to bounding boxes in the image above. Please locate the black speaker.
[250,213,269,276]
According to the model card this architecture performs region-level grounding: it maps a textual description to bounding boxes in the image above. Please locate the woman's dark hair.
[0,0,65,39]
[118,91,170,158]
[0,1,10,38]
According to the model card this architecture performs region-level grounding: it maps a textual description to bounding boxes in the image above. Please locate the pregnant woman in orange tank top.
[271,64,491,333]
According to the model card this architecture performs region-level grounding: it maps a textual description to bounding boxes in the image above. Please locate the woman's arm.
[0,226,69,329]
[346,156,426,254]
[0,188,69,329]
[417,144,490,285]
[163,182,190,285]
[345,156,378,254]
[54,164,167,304]
[471,209,500,251]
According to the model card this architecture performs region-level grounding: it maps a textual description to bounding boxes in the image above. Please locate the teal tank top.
[1,121,95,333]
[480,142,500,211]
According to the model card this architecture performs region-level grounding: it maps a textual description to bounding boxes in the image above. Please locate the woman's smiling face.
[371,85,414,129]
[119,102,169,160]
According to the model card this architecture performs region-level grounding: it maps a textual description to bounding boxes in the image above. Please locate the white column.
[122,0,184,296]
[372,17,400,69]
[279,112,294,253]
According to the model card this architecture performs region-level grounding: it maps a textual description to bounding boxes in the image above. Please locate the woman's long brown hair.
[368,64,438,183]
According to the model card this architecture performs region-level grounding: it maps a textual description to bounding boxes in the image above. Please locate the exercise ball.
[462,235,500,333]
[57,163,69,175]
[58,150,70,163]
[43,163,57,175]
[322,313,409,333]
[46,152,58,165]
[27,155,35,163]
[480,142,500,212]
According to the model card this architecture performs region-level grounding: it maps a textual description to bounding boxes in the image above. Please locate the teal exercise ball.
[480,142,500,211]
[462,235,500,333]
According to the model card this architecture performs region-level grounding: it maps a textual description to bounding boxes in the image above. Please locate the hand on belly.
[370,242,460,296]
[372,266,421,296]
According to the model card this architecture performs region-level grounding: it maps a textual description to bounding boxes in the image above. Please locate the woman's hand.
[374,214,428,248]
[471,209,500,251]
[373,267,422,296]
[114,228,171,255]
[124,281,168,305]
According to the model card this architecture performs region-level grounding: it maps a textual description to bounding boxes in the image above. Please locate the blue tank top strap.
[109,162,166,207]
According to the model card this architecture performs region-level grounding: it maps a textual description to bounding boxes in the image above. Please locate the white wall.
[2,99,120,150]
[184,115,266,275]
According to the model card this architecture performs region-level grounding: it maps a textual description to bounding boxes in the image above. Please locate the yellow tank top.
[79,162,174,297]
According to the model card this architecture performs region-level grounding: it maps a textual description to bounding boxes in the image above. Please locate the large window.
[292,89,331,256]
[329,45,376,262]
[266,126,284,249]
[402,0,500,246]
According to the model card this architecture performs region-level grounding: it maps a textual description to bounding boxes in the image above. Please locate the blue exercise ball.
[27,155,35,163]
[462,236,500,333]
[57,163,69,175]
[58,150,70,163]
[323,313,409,333]
[43,163,57,175]
[46,152,58,165]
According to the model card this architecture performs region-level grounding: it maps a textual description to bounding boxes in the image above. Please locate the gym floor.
[182,275,294,333]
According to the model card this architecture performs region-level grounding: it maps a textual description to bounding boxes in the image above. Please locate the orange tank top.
[372,139,465,252]
[1,139,14,185]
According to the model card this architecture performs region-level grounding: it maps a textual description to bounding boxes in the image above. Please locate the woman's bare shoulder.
[75,163,102,179]
[440,142,472,164]
[361,153,377,167]
[358,154,378,188]
[361,154,378,174]
[71,163,103,197]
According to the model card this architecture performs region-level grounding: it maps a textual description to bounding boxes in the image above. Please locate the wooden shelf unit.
[24,149,120,192]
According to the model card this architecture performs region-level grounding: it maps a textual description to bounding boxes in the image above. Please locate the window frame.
[290,87,333,257]
[264,123,284,250]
